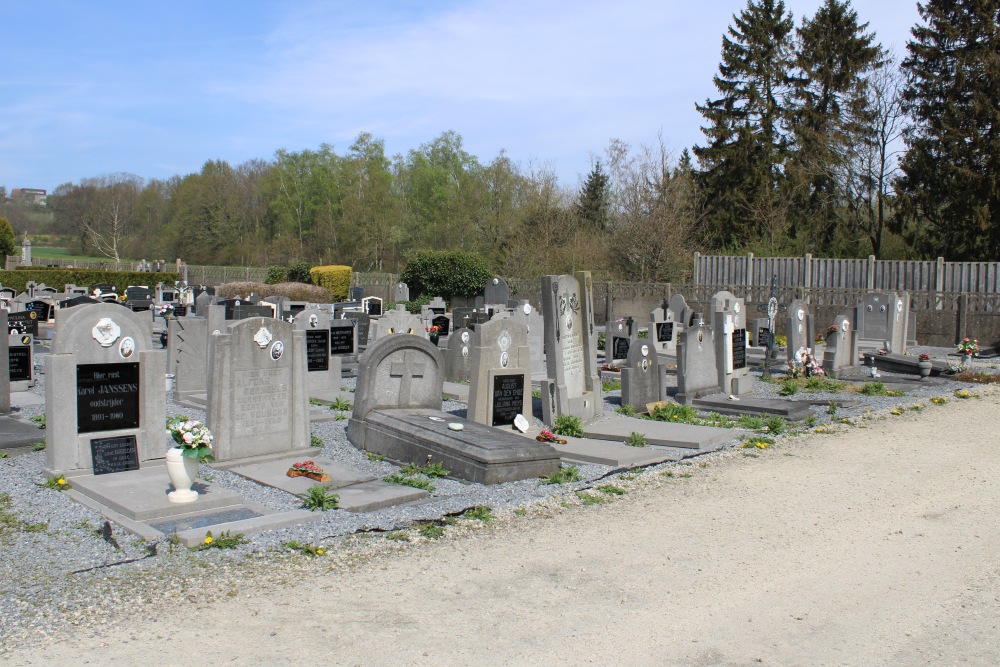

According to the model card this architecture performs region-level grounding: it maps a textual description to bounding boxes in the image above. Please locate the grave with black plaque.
[25,300,53,321]
[362,297,383,316]
[468,318,532,428]
[710,290,751,396]
[8,332,35,390]
[59,295,100,310]
[45,303,165,475]
[233,303,275,320]
[292,307,342,397]
[609,319,631,363]
[431,314,451,337]
[125,286,154,312]
[90,435,140,475]
[346,312,371,347]
[649,299,677,357]
[330,320,357,355]
[7,310,39,336]
[0,313,8,413]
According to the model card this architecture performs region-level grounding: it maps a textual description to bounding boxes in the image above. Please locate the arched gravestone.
[821,313,856,378]
[45,303,165,475]
[674,318,721,405]
[207,317,310,461]
[621,336,662,411]
[347,335,559,484]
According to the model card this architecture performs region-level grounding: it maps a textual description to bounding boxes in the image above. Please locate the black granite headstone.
[612,336,631,361]
[732,328,747,370]
[25,301,52,320]
[8,345,31,382]
[656,321,674,342]
[330,325,356,354]
[90,435,140,475]
[77,363,141,434]
[305,329,330,372]
[7,311,39,335]
[491,374,525,427]
[346,313,370,346]
[431,315,451,336]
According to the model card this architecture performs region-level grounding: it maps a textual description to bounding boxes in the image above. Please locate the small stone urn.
[165,447,200,503]
[918,358,933,380]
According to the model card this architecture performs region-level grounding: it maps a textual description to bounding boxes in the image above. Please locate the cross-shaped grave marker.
[389,352,427,404]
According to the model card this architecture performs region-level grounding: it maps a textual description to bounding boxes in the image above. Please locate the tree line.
[4,0,997,278]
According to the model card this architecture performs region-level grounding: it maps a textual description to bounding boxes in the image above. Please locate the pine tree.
[575,160,611,231]
[694,0,796,250]
[896,0,1000,260]
[788,0,884,253]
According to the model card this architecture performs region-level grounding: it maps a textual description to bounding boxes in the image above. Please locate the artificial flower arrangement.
[426,325,442,334]
[535,429,568,445]
[957,337,979,356]
[918,353,931,361]
[166,416,214,461]
[157,303,175,319]
[827,324,841,334]
[790,347,825,379]
[287,460,331,482]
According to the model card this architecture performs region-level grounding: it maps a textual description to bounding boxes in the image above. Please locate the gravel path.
[0,343,993,660]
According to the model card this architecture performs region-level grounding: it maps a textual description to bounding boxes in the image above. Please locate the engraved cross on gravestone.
[390,353,426,404]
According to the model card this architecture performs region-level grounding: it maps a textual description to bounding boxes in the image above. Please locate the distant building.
[10,188,47,206]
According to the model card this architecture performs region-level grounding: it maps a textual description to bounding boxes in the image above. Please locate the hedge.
[309,265,352,301]
[399,251,492,300]
[0,269,180,295]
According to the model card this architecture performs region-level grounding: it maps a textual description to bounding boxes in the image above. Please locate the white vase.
[166,447,200,503]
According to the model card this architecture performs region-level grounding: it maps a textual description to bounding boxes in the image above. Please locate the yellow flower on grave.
[204,536,213,545]
[57,478,65,485]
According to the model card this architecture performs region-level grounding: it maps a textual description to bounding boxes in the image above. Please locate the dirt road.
[6,389,1000,666]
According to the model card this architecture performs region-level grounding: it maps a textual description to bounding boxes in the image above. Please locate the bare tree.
[80,173,143,265]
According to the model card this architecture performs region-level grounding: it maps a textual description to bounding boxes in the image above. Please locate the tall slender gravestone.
[669,294,693,328]
[8,331,35,392]
[207,317,310,461]
[649,299,677,356]
[785,298,815,365]
[540,271,602,424]
[710,291,751,396]
[393,282,410,303]
[621,336,661,411]
[46,303,165,475]
[171,305,225,406]
[445,327,474,383]
[467,319,532,428]
[483,277,510,311]
[292,307,342,395]
[675,317,722,404]
[0,312,8,413]
[509,300,545,374]
[821,314,855,378]
[609,319,632,363]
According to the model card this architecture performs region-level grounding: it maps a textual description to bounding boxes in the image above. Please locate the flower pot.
[287,470,331,482]
[961,354,972,365]
[429,334,440,346]
[166,447,200,503]
[918,360,932,379]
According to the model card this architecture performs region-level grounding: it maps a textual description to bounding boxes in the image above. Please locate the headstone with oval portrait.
[206,317,310,462]
[467,318,532,428]
[785,298,815,366]
[649,300,677,357]
[444,327,475,383]
[710,290,751,396]
[675,316,722,405]
[44,303,165,475]
[821,313,855,378]
[508,300,545,374]
[292,307,342,395]
[621,336,662,411]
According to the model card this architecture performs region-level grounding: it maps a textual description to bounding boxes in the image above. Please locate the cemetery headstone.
[8,332,34,390]
[45,303,165,474]
[194,289,215,316]
[393,283,409,303]
[451,307,474,330]
[125,286,154,311]
[207,317,310,461]
[25,300,53,321]
[621,336,661,411]
[509,300,545,374]
[431,314,451,337]
[346,312,371,347]
[370,306,426,342]
[329,319,357,356]
[7,310,39,336]
[349,287,366,302]
[540,271,602,424]
[674,317,722,404]
[59,295,100,310]
[649,299,677,356]
[785,298,815,365]
[363,296,383,316]
[669,293,693,327]
[483,277,510,308]
[292,307,342,395]
[609,319,631,363]
[821,314,855,378]
[467,319,532,428]
[0,313,8,413]
[427,297,447,315]
[710,291,751,396]
[445,327,474,383]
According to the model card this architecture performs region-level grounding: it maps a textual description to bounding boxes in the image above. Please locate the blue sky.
[1,0,921,194]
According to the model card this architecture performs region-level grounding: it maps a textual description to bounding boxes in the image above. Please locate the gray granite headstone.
[669,294,693,328]
[292,307,342,394]
[621,337,661,411]
[370,306,427,343]
[710,291,751,396]
[508,300,545,374]
[785,298,815,365]
[483,277,510,308]
[445,327,474,383]
[207,317,310,461]
[45,303,165,475]
[169,315,209,404]
[675,319,721,404]
[540,271,601,424]
[649,299,677,356]
[821,313,855,378]
[393,283,410,303]
[467,319,532,428]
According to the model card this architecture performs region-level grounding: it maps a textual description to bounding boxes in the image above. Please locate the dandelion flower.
[204,536,213,544]
[57,478,65,485]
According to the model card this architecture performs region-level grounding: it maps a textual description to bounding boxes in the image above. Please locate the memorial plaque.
[365,299,382,316]
[757,326,771,348]
[25,301,52,321]
[432,315,450,336]
[346,313,370,345]
[655,321,674,343]
[7,311,38,335]
[9,346,31,382]
[330,326,355,354]
[492,374,525,427]
[612,336,631,361]
[90,435,140,476]
[173,304,188,317]
[77,363,141,433]
[305,329,330,372]
[732,328,747,370]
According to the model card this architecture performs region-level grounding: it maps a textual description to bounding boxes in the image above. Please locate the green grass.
[597,484,626,496]
[778,379,799,396]
[417,523,445,539]
[764,416,787,435]
[461,505,494,522]
[301,485,340,511]
[400,461,451,478]
[540,465,583,485]
[310,434,324,448]
[602,379,622,392]
[624,431,647,448]
[385,531,410,541]
[282,541,327,556]
[330,397,353,411]
[383,473,435,492]
[196,530,245,550]
[736,414,766,430]
[576,492,608,505]
[31,246,112,262]
[616,403,637,417]
[647,402,697,423]
[31,442,46,452]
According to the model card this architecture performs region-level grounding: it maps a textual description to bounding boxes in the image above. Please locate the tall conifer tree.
[896,0,1000,259]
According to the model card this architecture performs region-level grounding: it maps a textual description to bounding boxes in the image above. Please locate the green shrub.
[399,250,492,300]
[309,264,352,301]
[0,269,179,295]
[860,381,889,396]
[286,260,313,284]
[302,486,340,511]
[0,217,15,258]
[265,266,286,285]
[553,415,584,438]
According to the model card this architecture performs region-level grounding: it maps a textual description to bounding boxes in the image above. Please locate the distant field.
[30,247,119,263]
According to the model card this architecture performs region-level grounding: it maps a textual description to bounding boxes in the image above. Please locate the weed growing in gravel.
[553,415,584,438]
[741,436,775,450]
[37,475,70,491]
[196,530,245,550]
[804,416,817,427]
[576,492,607,505]
[31,441,46,451]
[364,451,384,462]
[661,471,674,478]
[954,389,979,399]
[625,431,647,448]
[0,452,7,459]
[616,404,637,417]
[678,472,693,478]
[29,415,45,429]
[282,541,326,556]
[764,416,787,435]
[310,434,324,448]
[401,461,451,478]
[540,465,582,485]
[736,414,766,430]
[778,380,799,396]
[827,401,838,416]
[701,412,732,427]
[597,484,626,496]
[0,493,45,539]
[647,402,697,424]
[418,523,445,539]
[951,371,1000,384]
[302,485,340,511]
[514,508,527,516]
[309,398,324,406]
[602,379,622,392]
[856,381,903,397]
[383,473,435,492]
[462,505,494,523]
[385,531,410,542]
[334,413,348,421]
[931,396,948,405]
[331,397,353,411]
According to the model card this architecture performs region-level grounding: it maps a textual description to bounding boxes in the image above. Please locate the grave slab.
[0,415,46,449]
[690,394,814,420]
[582,415,738,450]
[226,455,375,495]
[862,352,951,376]
[522,432,681,467]
[442,381,470,402]
[69,466,245,522]
[334,480,430,513]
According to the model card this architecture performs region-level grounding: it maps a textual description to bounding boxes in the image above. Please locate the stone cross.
[390,353,426,404]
